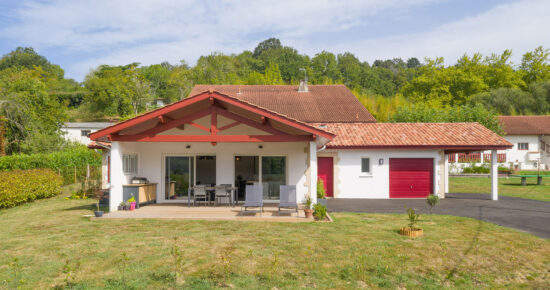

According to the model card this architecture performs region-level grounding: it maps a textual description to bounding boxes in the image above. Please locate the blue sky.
[0,0,548,81]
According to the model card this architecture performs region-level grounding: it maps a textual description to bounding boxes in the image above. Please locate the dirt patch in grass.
[0,192,549,289]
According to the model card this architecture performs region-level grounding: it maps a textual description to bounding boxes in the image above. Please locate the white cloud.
[2,0,548,79]
[0,0,440,79]
[323,0,550,66]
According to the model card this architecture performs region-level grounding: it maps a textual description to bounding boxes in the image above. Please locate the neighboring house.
[448,116,550,172]
[498,116,550,170]
[89,85,511,212]
[62,122,112,144]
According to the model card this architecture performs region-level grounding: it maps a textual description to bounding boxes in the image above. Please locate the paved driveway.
[327,193,550,239]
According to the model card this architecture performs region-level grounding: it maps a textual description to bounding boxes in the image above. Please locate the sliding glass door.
[261,156,286,200]
[164,156,193,200]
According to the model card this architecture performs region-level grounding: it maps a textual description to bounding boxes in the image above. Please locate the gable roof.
[89,90,335,141]
[189,85,376,123]
[311,122,512,150]
[498,115,550,135]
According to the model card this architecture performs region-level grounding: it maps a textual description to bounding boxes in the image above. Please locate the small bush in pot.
[93,188,105,217]
[304,194,313,218]
[127,196,136,211]
[313,203,327,221]
[399,208,423,237]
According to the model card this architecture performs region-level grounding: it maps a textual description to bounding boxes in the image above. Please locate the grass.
[450,176,550,202]
[0,188,549,289]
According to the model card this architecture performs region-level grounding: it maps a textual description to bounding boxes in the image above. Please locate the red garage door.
[389,158,433,198]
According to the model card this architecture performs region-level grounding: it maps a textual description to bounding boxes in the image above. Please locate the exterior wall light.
[379,158,384,165]
[186,145,191,149]
[259,145,263,149]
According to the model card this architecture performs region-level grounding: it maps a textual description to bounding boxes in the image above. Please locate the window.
[81,130,91,137]
[361,158,370,173]
[123,154,138,174]
[518,143,529,150]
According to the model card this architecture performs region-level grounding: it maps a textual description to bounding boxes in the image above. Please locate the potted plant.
[304,194,313,218]
[399,208,423,237]
[317,179,327,206]
[93,188,105,217]
[426,194,440,222]
[128,196,136,211]
[122,201,130,211]
[118,202,124,211]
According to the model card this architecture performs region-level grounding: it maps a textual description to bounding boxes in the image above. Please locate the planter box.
[399,227,423,238]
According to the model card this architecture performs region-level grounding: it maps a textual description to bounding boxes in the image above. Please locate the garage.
[389,158,433,198]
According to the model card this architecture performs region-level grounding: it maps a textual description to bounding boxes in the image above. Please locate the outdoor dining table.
[187,186,238,207]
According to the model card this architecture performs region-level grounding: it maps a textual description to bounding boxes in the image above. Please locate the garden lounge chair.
[278,185,298,216]
[193,185,209,206]
[214,185,231,206]
[240,185,263,216]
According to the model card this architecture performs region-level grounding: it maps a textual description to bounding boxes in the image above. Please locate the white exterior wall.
[504,135,540,170]
[109,141,310,211]
[61,126,108,144]
[328,149,442,199]
[541,135,550,170]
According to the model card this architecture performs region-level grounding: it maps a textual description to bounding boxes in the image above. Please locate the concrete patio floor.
[103,204,311,222]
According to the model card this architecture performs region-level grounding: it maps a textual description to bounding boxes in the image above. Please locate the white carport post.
[491,150,498,201]
[444,153,449,194]
[309,141,318,205]
[109,141,124,212]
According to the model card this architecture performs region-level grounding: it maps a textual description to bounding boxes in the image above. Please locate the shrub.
[313,203,327,220]
[462,164,490,174]
[317,179,326,199]
[406,208,420,229]
[426,194,440,219]
[0,169,63,208]
[0,145,101,184]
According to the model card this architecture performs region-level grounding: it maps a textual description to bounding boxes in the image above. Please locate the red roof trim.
[89,91,334,141]
[326,145,513,150]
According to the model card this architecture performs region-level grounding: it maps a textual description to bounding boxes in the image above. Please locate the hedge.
[0,146,101,184]
[0,169,63,209]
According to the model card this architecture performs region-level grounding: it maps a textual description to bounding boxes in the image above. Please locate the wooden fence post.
[74,166,77,184]
[86,164,90,183]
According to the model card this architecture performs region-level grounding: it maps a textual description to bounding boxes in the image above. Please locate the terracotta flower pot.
[304,209,313,218]
[399,227,423,237]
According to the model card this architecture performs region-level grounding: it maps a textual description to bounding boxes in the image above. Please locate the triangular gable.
[89,90,334,143]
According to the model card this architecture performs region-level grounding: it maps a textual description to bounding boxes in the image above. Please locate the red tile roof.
[311,122,512,149]
[189,85,376,123]
[498,115,550,135]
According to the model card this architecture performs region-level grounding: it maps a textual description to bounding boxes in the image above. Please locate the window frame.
[122,153,139,175]
[360,157,372,176]
[81,129,91,137]
[517,142,529,151]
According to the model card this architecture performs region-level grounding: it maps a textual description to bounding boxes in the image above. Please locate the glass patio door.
[261,156,286,200]
[165,156,193,201]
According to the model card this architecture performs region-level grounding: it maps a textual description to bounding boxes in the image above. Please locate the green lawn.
[450,176,550,202]
[1,189,549,289]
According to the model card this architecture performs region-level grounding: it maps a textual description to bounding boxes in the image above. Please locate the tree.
[168,62,194,101]
[337,52,362,88]
[389,103,502,134]
[406,57,421,69]
[264,63,284,85]
[311,51,341,84]
[470,88,543,115]
[0,67,67,154]
[0,47,64,80]
[520,46,550,83]
[84,63,152,117]
[253,38,282,58]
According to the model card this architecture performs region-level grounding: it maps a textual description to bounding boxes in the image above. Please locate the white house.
[62,122,112,144]
[89,85,512,212]
[448,116,550,172]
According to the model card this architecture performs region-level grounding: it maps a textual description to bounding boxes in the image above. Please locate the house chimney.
[298,80,308,92]
[298,67,308,92]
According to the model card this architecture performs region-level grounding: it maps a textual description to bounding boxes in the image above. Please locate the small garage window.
[81,130,91,136]
[361,158,371,173]
[123,154,138,174]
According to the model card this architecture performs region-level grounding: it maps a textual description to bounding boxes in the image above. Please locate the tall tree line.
[1,39,550,154]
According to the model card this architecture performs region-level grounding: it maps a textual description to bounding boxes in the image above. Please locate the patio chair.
[278,185,298,216]
[214,185,231,206]
[240,185,263,216]
[193,185,209,206]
